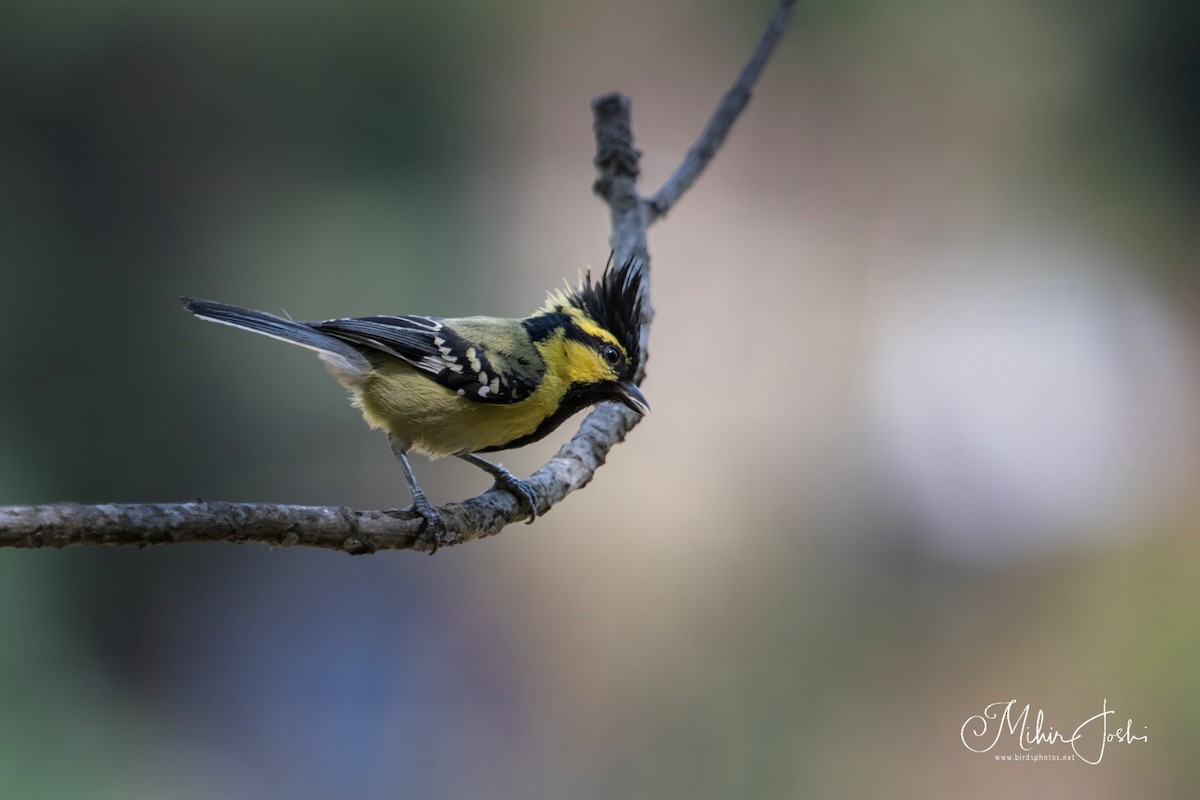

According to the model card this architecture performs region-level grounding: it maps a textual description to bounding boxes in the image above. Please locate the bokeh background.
[2,0,1198,797]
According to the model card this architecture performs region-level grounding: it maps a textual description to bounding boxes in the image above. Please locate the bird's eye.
[602,345,621,366]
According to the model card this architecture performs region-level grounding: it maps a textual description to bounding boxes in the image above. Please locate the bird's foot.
[402,494,446,554]
[490,470,539,525]
[457,454,540,524]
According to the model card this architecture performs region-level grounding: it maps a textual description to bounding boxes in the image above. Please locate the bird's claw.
[403,496,446,553]
[492,474,539,524]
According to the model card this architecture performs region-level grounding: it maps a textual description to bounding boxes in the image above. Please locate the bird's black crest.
[562,254,645,373]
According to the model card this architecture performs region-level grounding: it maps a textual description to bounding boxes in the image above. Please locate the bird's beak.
[615,381,650,416]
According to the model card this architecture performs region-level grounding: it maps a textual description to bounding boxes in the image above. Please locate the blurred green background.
[2,0,1198,797]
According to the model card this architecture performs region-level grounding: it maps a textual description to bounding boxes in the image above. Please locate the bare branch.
[0,502,423,554]
[648,0,798,221]
[0,406,635,553]
[0,1,796,554]
[591,92,655,365]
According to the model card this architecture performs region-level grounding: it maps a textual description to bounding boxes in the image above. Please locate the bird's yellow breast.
[352,359,569,458]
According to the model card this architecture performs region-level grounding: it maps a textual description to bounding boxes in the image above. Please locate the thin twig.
[0,0,796,554]
[648,0,798,221]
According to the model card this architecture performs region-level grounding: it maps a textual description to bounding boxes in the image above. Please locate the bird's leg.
[389,435,445,552]
[457,453,539,524]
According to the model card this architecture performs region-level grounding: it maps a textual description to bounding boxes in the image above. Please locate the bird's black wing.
[311,315,542,404]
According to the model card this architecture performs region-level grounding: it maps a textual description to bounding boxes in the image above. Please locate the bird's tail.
[181,298,370,380]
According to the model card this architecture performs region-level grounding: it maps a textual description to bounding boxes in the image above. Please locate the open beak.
[615,381,650,416]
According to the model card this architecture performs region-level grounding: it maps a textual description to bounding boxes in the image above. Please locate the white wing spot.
[478,371,489,386]
[466,347,476,361]
[489,377,500,394]
[448,363,463,373]
[457,388,466,396]
[433,336,445,348]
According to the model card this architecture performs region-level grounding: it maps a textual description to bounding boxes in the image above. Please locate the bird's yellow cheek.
[556,339,615,385]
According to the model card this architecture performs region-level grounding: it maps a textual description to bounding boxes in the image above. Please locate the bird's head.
[530,255,649,416]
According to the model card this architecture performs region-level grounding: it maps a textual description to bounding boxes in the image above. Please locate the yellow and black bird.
[182,257,648,545]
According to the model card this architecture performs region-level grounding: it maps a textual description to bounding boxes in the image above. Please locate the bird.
[181,256,648,549]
